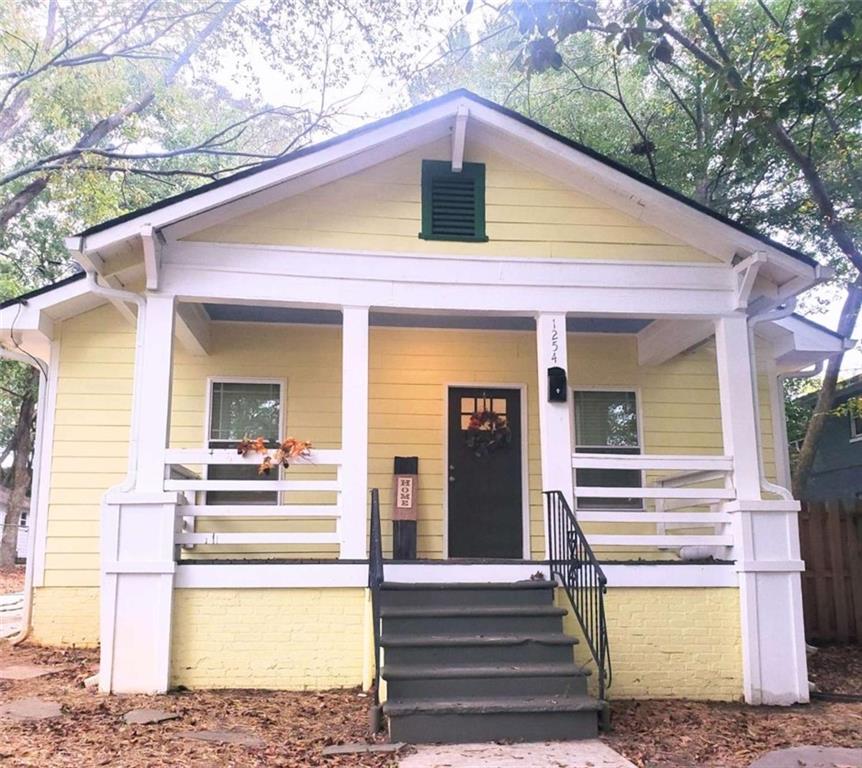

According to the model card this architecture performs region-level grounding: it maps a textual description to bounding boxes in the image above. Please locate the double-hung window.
[574,389,642,509]
[206,380,282,505]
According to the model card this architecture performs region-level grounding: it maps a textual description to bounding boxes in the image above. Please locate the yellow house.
[0,91,851,743]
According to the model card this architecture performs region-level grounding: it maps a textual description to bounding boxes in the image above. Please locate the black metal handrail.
[368,487,384,709]
[544,490,612,700]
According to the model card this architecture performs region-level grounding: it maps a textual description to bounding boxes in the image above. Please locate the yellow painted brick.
[558,586,743,701]
[171,588,368,690]
[30,587,99,646]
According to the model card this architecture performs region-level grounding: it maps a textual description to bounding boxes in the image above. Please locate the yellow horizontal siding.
[188,137,718,264]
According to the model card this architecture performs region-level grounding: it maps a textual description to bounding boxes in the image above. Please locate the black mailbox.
[548,366,567,402]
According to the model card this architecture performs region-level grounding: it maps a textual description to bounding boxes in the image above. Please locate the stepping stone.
[0,698,63,721]
[123,708,180,725]
[323,742,405,755]
[179,730,265,748]
[399,740,637,768]
[0,663,68,680]
[749,746,862,768]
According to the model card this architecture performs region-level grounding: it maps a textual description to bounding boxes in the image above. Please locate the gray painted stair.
[379,581,603,744]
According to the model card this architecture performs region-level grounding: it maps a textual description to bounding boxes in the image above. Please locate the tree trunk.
[0,370,37,568]
[791,277,862,498]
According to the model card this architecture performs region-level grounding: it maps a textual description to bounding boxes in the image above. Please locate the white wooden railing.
[163,448,342,549]
[571,453,735,552]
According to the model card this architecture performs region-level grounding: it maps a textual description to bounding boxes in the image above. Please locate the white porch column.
[100,293,179,694]
[536,313,575,559]
[341,306,369,559]
[714,315,761,500]
[715,315,808,705]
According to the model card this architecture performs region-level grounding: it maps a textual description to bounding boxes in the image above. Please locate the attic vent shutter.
[420,160,488,242]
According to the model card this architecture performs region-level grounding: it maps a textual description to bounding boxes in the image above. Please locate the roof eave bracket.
[141,224,162,291]
[451,105,469,173]
[733,251,768,310]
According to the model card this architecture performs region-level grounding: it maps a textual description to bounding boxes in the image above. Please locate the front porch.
[94,289,808,709]
[152,305,769,567]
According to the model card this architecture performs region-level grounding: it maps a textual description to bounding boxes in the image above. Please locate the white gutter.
[749,301,798,501]
[0,347,47,645]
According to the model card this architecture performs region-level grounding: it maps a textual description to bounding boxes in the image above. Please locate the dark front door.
[448,387,523,558]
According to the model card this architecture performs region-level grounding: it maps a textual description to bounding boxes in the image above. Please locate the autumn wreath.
[465,410,511,457]
[236,436,312,475]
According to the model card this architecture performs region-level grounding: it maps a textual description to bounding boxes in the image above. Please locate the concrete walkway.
[399,740,637,768]
[0,592,23,639]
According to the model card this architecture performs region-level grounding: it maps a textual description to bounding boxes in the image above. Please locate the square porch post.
[100,293,179,694]
[340,306,369,559]
[536,313,575,560]
[715,314,808,705]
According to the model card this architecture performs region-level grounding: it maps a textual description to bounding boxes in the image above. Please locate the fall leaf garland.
[236,436,313,475]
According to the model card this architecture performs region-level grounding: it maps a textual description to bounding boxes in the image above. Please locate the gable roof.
[73,89,818,269]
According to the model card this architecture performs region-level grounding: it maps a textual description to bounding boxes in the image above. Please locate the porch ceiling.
[202,303,652,333]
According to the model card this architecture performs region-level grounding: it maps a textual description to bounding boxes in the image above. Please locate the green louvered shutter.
[420,160,488,242]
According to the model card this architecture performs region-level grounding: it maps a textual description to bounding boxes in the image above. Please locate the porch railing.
[163,448,342,550]
[545,490,611,701]
[571,453,734,552]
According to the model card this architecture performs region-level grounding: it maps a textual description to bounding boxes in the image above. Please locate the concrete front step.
[382,662,590,699]
[384,695,602,744]
[380,581,555,608]
[380,604,567,634]
[381,632,578,665]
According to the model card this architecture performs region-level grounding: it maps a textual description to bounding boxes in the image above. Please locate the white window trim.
[850,410,862,443]
[571,385,645,511]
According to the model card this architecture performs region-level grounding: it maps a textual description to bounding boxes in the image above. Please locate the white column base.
[100,493,179,694]
[727,500,809,705]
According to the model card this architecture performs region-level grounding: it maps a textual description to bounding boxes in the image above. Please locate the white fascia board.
[77,100,464,254]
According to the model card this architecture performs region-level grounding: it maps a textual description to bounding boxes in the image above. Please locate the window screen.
[574,390,642,509]
[207,381,281,505]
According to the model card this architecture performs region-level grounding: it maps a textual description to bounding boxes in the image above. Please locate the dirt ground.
[0,644,396,768]
[0,566,24,594]
[0,641,860,768]
[605,645,862,768]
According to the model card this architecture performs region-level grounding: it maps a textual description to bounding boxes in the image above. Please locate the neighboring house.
[0,91,852,741]
[0,487,29,562]
[796,373,862,502]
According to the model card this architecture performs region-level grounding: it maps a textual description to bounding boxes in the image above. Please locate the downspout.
[748,300,797,500]
[0,347,48,645]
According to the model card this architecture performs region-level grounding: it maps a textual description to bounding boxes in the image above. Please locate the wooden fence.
[799,499,862,644]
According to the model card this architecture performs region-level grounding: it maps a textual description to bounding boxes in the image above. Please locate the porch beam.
[161,243,739,317]
[174,302,210,356]
[536,313,575,559]
[340,306,369,559]
[637,318,714,366]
